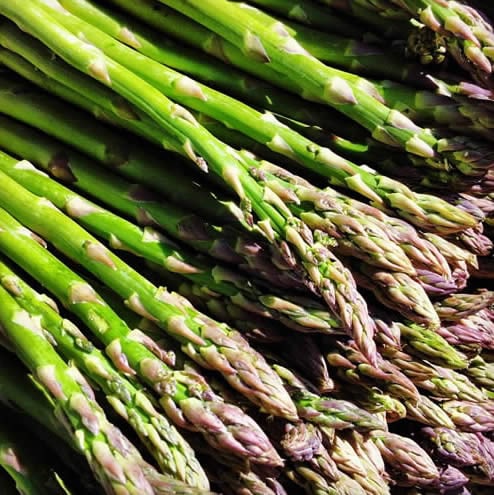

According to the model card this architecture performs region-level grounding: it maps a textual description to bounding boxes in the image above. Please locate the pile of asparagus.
[0,0,493,493]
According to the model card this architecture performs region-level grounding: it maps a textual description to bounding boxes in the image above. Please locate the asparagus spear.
[0,280,158,495]
[437,310,494,350]
[442,400,494,433]
[0,205,283,464]
[370,430,440,487]
[434,290,494,322]
[0,257,209,489]
[0,15,378,363]
[0,9,480,238]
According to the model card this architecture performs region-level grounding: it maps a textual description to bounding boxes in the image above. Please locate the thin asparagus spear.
[0,16,378,364]
[465,355,494,392]
[0,6,480,238]
[404,394,456,428]
[0,281,157,495]
[0,206,283,465]
[0,257,209,489]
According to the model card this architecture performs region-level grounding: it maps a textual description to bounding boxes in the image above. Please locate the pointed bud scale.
[88,57,111,86]
[243,30,270,62]
[66,197,102,218]
[106,339,136,375]
[118,27,141,49]
[173,75,207,100]
[444,15,479,43]
[465,44,492,73]
[125,293,158,322]
[92,441,127,485]
[37,364,66,400]
[168,315,207,346]
[405,134,436,158]
[70,393,101,435]
[419,6,442,31]
[324,77,357,105]
[85,241,117,269]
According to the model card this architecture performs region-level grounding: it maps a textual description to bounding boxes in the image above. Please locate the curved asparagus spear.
[434,290,494,322]
[0,16,480,238]
[0,281,157,495]
[0,14,378,364]
[0,257,209,489]
[0,205,283,464]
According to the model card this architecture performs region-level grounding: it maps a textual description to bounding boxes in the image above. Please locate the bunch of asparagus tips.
[0,0,493,493]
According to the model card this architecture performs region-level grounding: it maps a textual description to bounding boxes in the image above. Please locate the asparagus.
[465,355,494,391]
[370,430,440,487]
[421,427,494,485]
[0,15,379,364]
[349,261,440,327]
[3,4,481,237]
[0,130,340,334]
[273,365,386,431]
[0,205,283,464]
[404,394,456,428]
[0,279,158,494]
[442,400,494,433]
[329,432,390,495]
[154,0,494,175]
[0,257,209,489]
[434,290,494,322]
[437,310,494,350]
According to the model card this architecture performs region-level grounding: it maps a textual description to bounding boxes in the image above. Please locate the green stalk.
[0,257,209,489]
[0,204,283,465]
[0,134,337,333]
[0,74,296,289]
[0,14,380,363]
[0,278,157,495]
[0,23,479,238]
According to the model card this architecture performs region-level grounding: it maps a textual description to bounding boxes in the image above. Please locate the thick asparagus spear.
[0,12,480,237]
[0,257,209,489]
[0,281,158,495]
[0,205,283,464]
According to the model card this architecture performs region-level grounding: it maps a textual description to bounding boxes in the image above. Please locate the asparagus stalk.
[0,205,283,464]
[442,400,494,433]
[0,257,209,489]
[0,279,158,495]
[0,15,379,364]
[0,8,480,238]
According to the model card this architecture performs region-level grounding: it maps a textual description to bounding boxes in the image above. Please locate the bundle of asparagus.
[0,0,493,493]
